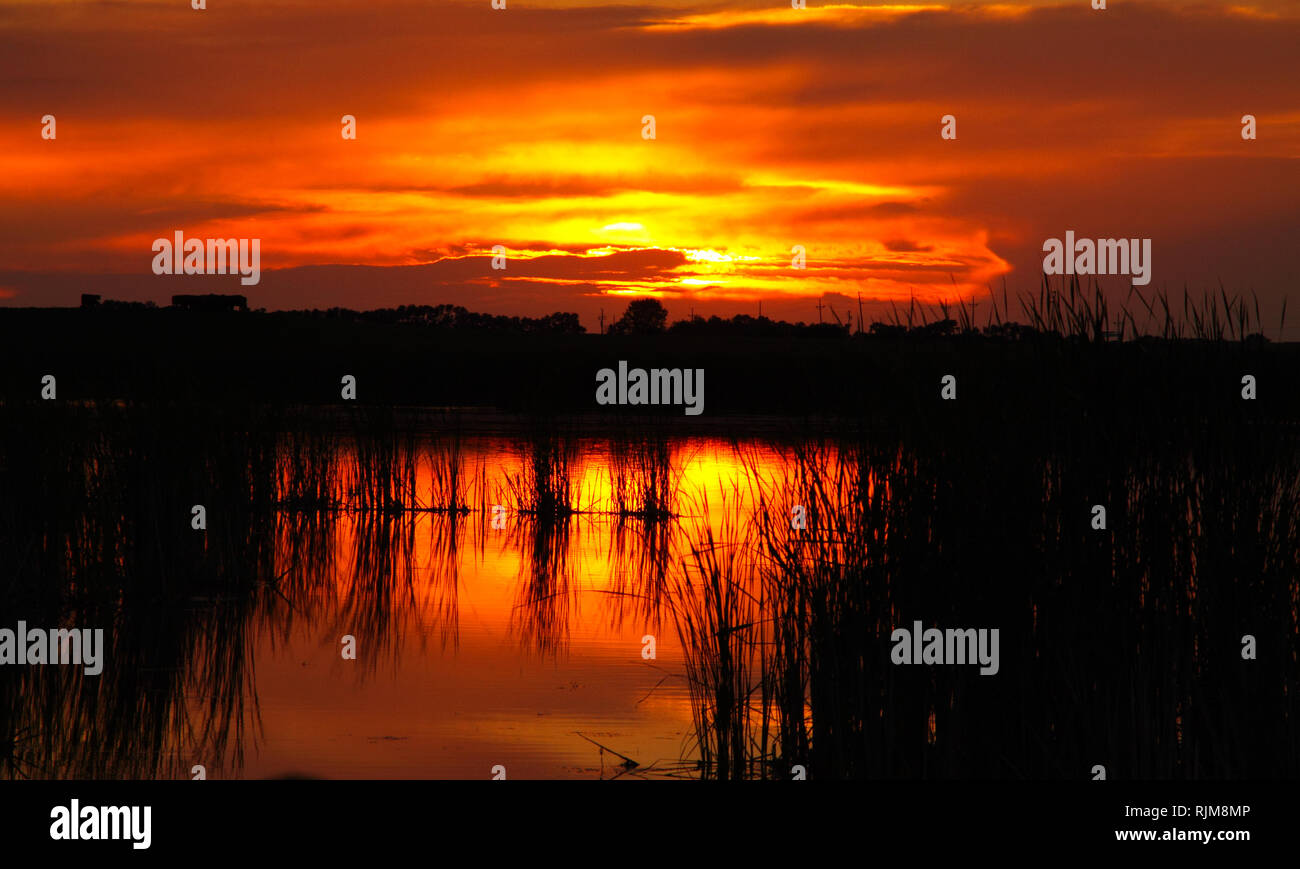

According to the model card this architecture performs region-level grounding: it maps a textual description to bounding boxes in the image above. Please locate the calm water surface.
[220,436,780,779]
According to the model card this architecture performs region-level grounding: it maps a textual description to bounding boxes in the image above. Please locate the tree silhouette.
[609,298,667,335]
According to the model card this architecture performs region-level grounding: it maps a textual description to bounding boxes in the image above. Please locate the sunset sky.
[1,0,1297,330]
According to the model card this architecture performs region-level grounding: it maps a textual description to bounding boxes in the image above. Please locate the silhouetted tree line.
[669,314,845,338]
[296,304,585,334]
[96,299,159,312]
[611,298,843,338]
[59,294,1275,344]
[617,299,1054,340]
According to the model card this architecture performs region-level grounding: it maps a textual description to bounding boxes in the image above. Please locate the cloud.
[883,239,934,253]
[1,0,1296,322]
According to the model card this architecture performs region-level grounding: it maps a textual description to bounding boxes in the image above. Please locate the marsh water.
[199,435,768,780]
[2,405,1298,780]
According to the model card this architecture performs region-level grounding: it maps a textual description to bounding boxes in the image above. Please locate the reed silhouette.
[661,403,1300,779]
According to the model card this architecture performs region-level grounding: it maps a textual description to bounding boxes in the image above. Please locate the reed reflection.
[1,404,1296,779]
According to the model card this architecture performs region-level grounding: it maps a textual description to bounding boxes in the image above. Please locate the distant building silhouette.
[81,293,101,308]
[171,294,248,312]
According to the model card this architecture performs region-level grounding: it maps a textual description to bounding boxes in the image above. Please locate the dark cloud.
[883,239,934,253]
[3,2,1296,123]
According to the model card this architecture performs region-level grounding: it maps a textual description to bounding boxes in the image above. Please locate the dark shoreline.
[2,306,1298,420]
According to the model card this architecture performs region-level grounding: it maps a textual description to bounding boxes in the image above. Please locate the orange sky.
[1,0,1298,329]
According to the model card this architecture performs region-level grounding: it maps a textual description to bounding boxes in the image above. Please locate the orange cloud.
[0,0,1296,326]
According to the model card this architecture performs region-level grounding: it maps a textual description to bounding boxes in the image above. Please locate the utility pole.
[816,298,825,323]
[857,291,864,334]
[599,308,605,335]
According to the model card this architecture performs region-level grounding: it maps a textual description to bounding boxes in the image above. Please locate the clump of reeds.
[887,275,1286,344]
[275,431,344,512]
[500,429,581,520]
[423,430,473,514]
[665,406,1300,781]
[608,434,678,520]
[666,489,772,780]
[347,408,418,514]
